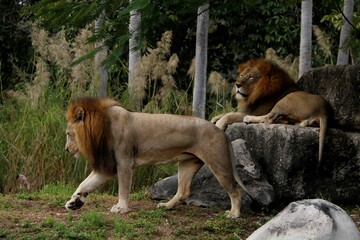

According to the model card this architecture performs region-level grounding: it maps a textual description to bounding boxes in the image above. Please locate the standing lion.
[211,59,330,162]
[64,97,253,218]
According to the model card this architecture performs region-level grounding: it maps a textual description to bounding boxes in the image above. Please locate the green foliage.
[24,0,307,90]
[321,3,360,64]
[6,0,347,105]
[82,211,110,228]
[0,1,34,92]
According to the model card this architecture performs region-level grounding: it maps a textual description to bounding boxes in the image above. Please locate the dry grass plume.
[131,31,182,112]
[265,48,299,81]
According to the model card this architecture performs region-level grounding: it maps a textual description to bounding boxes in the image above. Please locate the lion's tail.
[227,137,254,199]
[318,115,328,164]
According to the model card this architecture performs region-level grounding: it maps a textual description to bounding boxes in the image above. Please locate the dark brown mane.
[238,59,297,106]
[66,97,119,176]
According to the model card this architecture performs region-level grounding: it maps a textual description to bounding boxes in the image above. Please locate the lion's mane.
[238,59,297,107]
[66,97,119,176]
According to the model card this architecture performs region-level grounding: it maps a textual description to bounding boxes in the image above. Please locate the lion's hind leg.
[203,152,241,217]
[208,166,242,218]
[157,158,203,210]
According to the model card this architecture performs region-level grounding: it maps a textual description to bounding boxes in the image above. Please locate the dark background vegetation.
[1,0,353,94]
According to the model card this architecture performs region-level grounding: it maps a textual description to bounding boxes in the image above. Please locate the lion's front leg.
[110,160,134,214]
[214,112,247,130]
[65,171,109,210]
[243,115,266,123]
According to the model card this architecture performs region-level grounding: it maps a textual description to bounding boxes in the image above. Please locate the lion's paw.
[224,210,240,219]
[110,204,129,214]
[243,115,251,123]
[157,202,173,209]
[210,115,221,124]
[157,202,167,209]
[214,119,228,130]
[65,197,84,210]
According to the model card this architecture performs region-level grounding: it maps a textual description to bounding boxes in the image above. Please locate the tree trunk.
[94,11,108,97]
[128,1,142,109]
[192,4,209,118]
[298,0,313,79]
[337,0,354,65]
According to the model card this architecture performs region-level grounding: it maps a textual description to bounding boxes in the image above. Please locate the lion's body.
[65,97,251,218]
[211,59,330,162]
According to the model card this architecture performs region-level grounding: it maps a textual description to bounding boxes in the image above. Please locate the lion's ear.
[74,107,85,122]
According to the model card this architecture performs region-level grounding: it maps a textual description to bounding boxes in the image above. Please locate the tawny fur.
[65,97,253,218]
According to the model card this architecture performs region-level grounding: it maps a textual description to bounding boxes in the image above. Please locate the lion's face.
[65,122,81,158]
[234,66,262,101]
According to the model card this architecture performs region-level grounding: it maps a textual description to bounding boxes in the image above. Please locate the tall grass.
[0,93,88,193]
[0,24,95,193]
[265,48,299,81]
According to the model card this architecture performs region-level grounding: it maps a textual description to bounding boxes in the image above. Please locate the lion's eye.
[249,77,253,81]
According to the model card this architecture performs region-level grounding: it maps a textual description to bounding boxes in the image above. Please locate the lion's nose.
[236,83,242,88]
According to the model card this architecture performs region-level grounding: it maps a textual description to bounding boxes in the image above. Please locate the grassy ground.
[0,184,359,240]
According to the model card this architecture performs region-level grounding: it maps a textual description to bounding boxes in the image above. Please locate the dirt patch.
[0,194,359,239]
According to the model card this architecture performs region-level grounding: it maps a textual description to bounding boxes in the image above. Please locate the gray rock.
[226,123,360,203]
[233,139,261,179]
[148,138,275,210]
[298,65,360,130]
[247,199,360,240]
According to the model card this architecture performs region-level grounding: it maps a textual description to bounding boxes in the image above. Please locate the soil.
[0,194,359,239]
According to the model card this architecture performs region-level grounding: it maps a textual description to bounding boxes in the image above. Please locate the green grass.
[0,183,359,239]
[0,183,278,239]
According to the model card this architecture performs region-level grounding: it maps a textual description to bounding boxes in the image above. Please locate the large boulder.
[247,199,360,240]
[298,65,360,130]
[226,123,360,203]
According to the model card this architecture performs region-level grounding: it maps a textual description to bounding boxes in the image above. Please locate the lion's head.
[234,66,262,101]
[234,59,296,107]
[65,97,119,176]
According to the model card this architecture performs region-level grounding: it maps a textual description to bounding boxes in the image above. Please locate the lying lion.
[64,97,253,218]
[212,59,330,162]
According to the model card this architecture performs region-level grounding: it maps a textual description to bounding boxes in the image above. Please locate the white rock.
[247,199,360,240]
